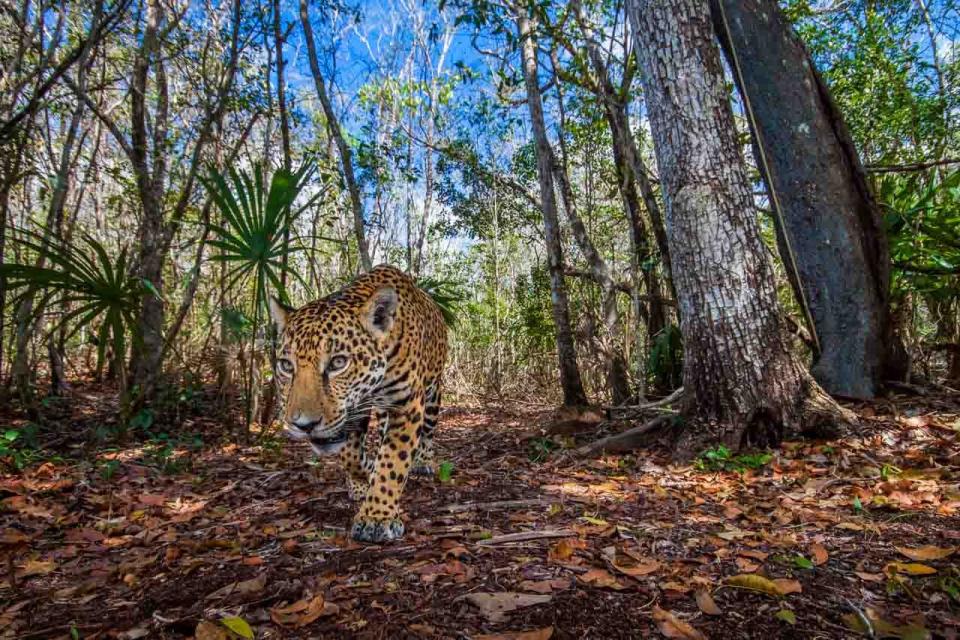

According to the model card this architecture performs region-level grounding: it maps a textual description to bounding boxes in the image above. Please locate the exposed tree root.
[575,415,674,456]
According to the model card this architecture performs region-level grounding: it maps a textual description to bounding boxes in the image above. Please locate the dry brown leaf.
[735,557,760,573]
[652,606,707,640]
[519,579,569,594]
[895,545,956,561]
[462,592,552,622]
[18,559,55,577]
[772,579,802,595]
[194,621,229,640]
[809,544,829,566]
[548,538,581,561]
[694,589,722,616]
[475,627,555,640]
[579,568,628,590]
[205,573,267,601]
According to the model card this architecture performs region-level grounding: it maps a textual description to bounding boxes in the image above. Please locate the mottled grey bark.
[709,0,905,399]
[516,10,589,407]
[627,0,846,452]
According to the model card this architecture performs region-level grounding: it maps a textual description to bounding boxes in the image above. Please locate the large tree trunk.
[300,0,373,273]
[709,0,906,398]
[516,10,589,407]
[627,0,847,453]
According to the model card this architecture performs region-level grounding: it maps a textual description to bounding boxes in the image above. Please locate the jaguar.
[269,265,447,542]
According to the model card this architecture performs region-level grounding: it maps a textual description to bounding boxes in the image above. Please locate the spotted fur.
[269,265,447,542]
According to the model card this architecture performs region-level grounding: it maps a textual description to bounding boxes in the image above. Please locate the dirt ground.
[1,386,959,639]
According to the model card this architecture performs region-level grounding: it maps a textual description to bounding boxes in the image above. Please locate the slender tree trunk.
[709,0,907,398]
[300,0,372,272]
[548,51,631,404]
[627,0,848,453]
[516,10,588,407]
[128,0,168,400]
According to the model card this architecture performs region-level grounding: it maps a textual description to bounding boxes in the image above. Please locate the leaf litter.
[0,392,959,638]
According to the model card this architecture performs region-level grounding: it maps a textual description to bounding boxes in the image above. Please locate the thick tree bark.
[709,0,907,398]
[516,10,589,407]
[627,0,847,453]
[300,0,373,273]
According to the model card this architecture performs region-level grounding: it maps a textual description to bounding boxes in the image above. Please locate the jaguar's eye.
[277,358,295,375]
[328,355,349,372]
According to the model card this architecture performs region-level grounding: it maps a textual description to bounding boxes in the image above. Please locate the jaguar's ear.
[362,287,398,340]
[269,295,294,334]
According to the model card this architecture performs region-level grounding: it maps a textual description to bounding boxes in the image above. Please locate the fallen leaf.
[885,562,937,575]
[194,621,228,640]
[772,579,802,595]
[810,544,829,566]
[735,557,760,573]
[774,609,796,625]
[475,627,554,640]
[651,606,706,640]
[518,579,569,594]
[18,559,55,577]
[221,616,254,639]
[271,595,339,627]
[579,568,628,590]
[725,574,787,597]
[205,574,267,601]
[854,571,884,583]
[694,589,722,616]
[895,545,956,561]
[548,538,580,561]
[462,592,552,622]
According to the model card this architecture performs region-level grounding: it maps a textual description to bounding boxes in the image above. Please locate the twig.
[443,498,551,513]
[476,529,576,546]
[606,387,684,420]
[866,157,960,173]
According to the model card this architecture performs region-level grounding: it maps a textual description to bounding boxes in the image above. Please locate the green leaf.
[794,555,815,570]
[775,609,796,625]
[220,616,254,639]
[438,461,454,482]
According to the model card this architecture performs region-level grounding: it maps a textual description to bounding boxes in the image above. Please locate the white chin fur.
[284,426,311,441]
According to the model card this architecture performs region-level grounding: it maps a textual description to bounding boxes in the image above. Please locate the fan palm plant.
[0,230,141,392]
[201,160,322,431]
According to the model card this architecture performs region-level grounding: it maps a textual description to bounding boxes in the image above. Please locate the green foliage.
[879,169,960,298]
[416,275,466,326]
[0,229,142,385]
[202,161,321,305]
[648,324,683,391]
[695,445,772,472]
[437,460,455,482]
[528,436,560,463]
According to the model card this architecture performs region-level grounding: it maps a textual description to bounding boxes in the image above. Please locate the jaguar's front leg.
[339,426,369,501]
[351,397,423,543]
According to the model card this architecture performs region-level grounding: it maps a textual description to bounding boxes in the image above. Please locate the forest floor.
[1,385,959,640]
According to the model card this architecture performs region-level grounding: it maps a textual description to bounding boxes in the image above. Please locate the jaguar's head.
[268,287,397,455]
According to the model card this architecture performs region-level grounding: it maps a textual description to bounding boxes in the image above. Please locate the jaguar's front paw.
[410,464,434,478]
[351,517,405,543]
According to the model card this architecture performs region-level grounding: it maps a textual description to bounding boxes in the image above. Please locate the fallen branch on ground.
[444,498,551,513]
[476,529,576,546]
[576,415,674,457]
